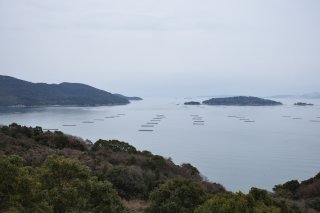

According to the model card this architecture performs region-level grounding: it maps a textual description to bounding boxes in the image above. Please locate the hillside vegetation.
[0,123,319,212]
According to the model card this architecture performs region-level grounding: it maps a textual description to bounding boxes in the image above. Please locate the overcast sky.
[1,0,319,97]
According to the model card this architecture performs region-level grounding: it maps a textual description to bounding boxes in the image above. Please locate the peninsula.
[202,96,282,106]
[0,75,140,106]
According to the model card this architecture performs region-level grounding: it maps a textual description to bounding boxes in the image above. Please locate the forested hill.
[203,96,282,106]
[1,123,319,212]
[0,75,130,106]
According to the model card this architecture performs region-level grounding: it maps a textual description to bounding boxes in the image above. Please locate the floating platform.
[244,121,255,123]
[141,125,154,127]
[193,120,204,123]
[82,121,94,123]
[192,117,202,120]
[147,122,158,125]
[310,120,320,122]
[62,124,77,127]
[292,118,303,120]
[139,129,154,132]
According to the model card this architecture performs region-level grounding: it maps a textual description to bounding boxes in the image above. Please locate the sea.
[0,97,319,192]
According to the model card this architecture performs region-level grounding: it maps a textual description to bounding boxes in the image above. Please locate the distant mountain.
[269,92,320,99]
[301,92,320,99]
[113,93,143,101]
[202,96,282,106]
[0,75,130,106]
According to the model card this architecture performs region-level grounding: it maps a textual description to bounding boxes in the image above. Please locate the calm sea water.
[1,97,320,192]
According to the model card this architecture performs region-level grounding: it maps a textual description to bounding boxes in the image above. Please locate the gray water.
[1,97,320,192]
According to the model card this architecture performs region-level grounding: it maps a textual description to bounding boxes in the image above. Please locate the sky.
[1,0,320,97]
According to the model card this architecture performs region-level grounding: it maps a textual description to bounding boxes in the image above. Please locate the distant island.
[0,75,141,106]
[202,96,282,106]
[184,101,201,105]
[294,102,314,106]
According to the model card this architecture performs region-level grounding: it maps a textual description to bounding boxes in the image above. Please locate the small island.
[294,102,314,106]
[184,101,201,105]
[202,96,282,106]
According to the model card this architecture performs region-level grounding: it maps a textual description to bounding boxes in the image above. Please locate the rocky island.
[184,101,201,105]
[202,96,282,106]
[294,102,314,106]
[0,75,141,106]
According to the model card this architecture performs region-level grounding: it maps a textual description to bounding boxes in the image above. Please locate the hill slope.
[0,123,318,212]
[0,75,129,106]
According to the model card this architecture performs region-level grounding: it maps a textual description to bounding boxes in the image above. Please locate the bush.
[106,165,147,199]
[146,177,207,213]
[195,188,291,213]
[0,155,126,212]
[195,193,249,213]
[92,139,137,153]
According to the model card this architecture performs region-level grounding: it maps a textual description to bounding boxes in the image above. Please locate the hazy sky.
[1,0,319,97]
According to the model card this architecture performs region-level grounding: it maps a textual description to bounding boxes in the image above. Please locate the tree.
[0,155,51,212]
[195,193,249,213]
[146,177,207,213]
[40,156,126,212]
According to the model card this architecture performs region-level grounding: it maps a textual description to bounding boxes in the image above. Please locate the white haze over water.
[1,0,320,97]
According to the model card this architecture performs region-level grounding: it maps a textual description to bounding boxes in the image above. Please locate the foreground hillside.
[0,123,319,212]
[0,75,130,106]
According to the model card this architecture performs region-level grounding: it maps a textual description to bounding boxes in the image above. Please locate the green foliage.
[0,155,51,212]
[106,165,147,199]
[146,177,207,213]
[306,197,320,211]
[195,188,296,213]
[142,155,166,171]
[92,139,137,153]
[0,155,126,213]
[181,163,200,176]
[35,131,87,151]
[273,180,300,198]
[0,123,43,139]
[195,193,250,213]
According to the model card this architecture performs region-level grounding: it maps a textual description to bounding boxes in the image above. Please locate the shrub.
[146,177,207,213]
[92,139,137,153]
